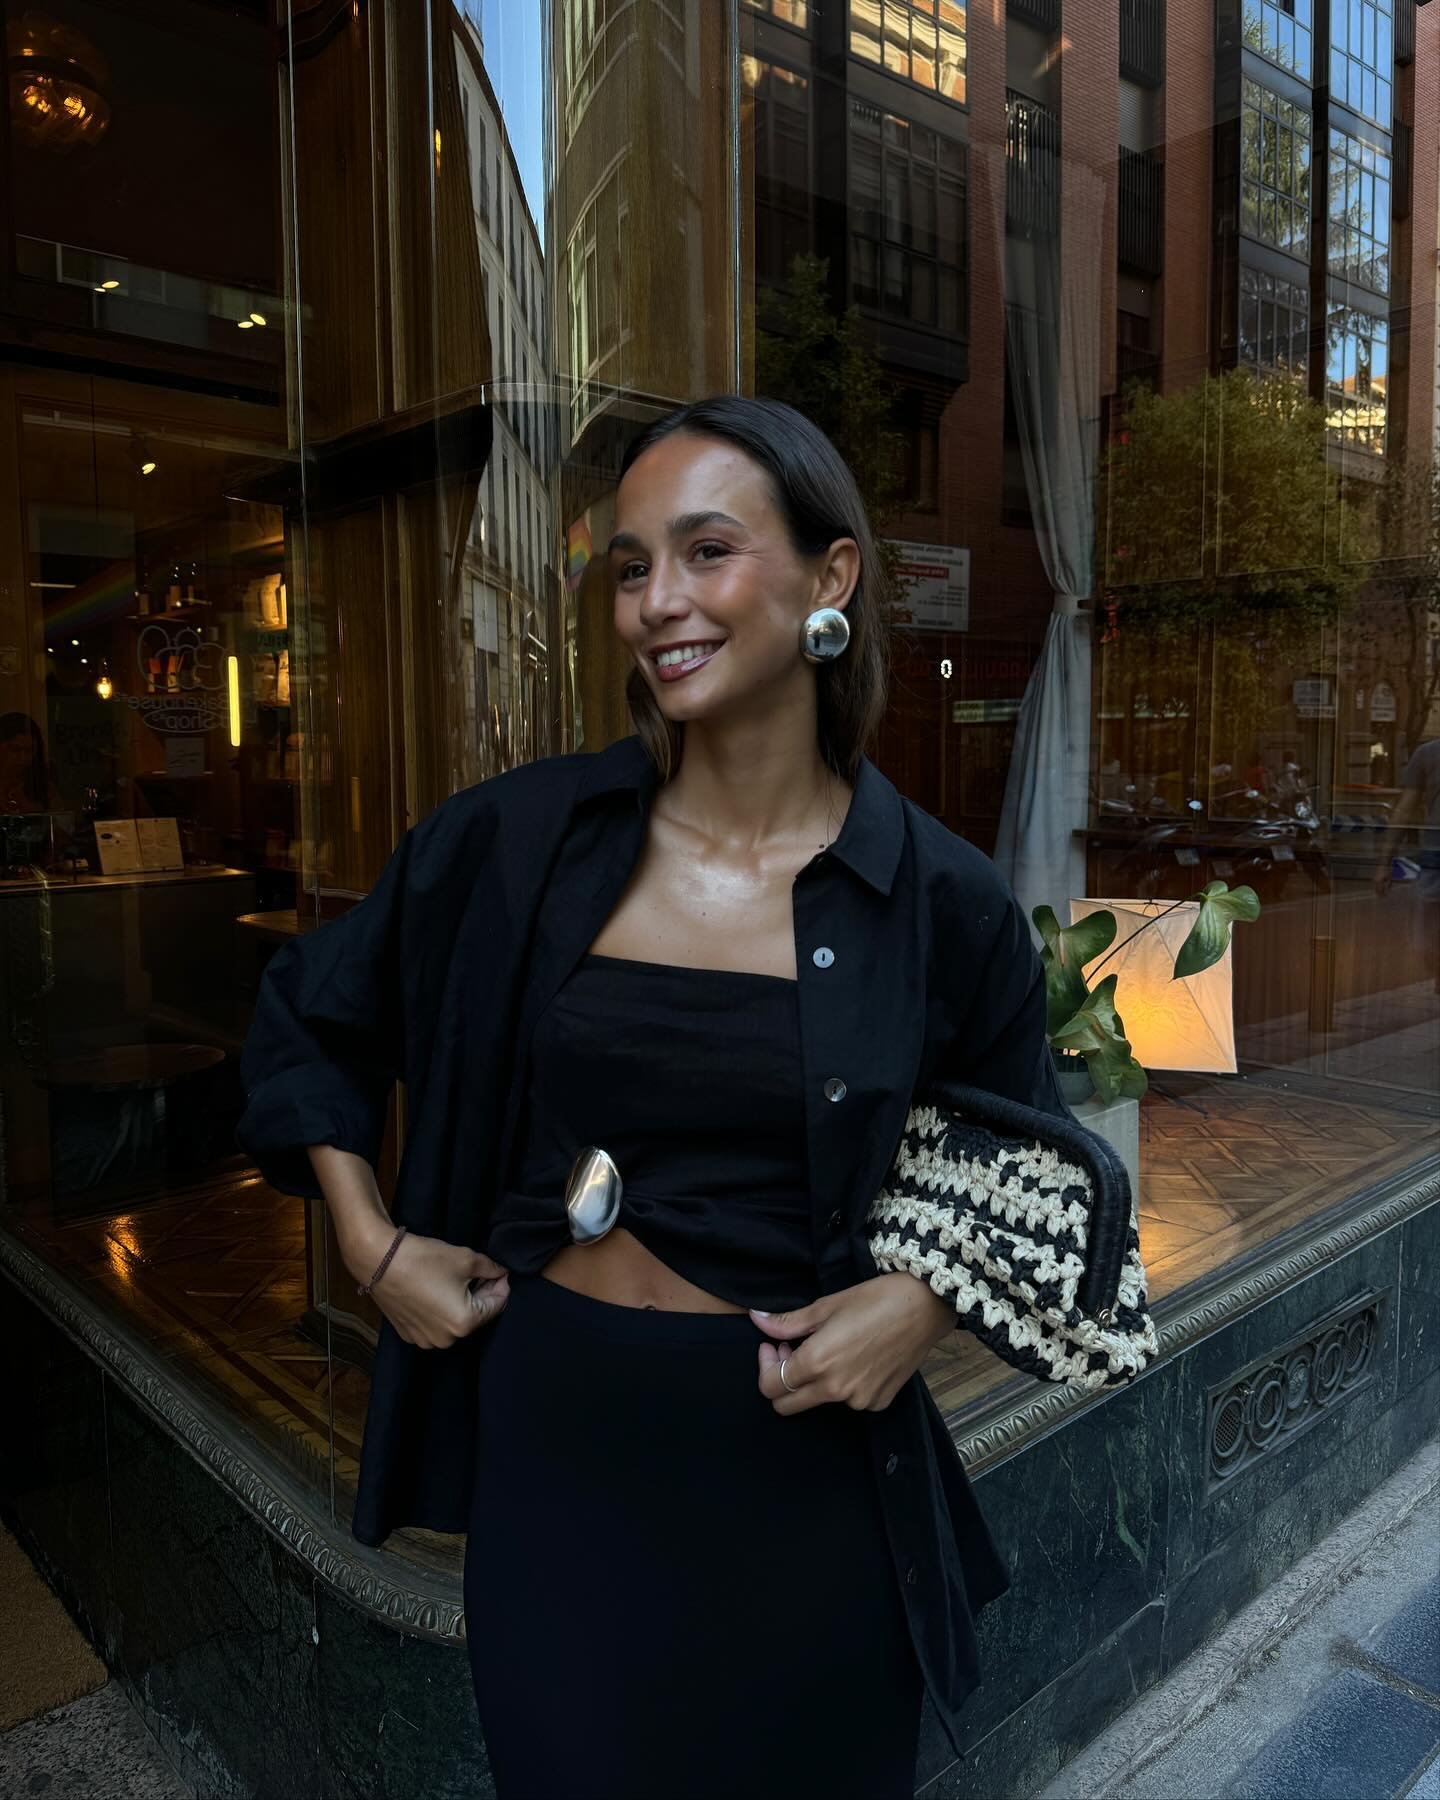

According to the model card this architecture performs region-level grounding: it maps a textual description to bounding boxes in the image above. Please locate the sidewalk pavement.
[1039,1438,1440,1800]
[0,1678,194,1799]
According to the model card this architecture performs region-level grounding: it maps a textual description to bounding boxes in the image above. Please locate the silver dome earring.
[800,606,851,664]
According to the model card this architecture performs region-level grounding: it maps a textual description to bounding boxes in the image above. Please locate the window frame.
[848,0,969,111]
[847,97,969,340]
[1240,78,1313,261]
[1327,124,1392,295]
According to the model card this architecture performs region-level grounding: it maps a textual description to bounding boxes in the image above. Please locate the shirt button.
[823,1077,847,1103]
[885,1453,899,1476]
[826,1208,843,1232]
[812,946,835,969]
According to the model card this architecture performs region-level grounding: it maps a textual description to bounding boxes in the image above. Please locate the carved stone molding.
[952,1158,1439,1474]
[3,1153,1436,1639]
[0,1228,467,1644]
[1206,1290,1382,1492]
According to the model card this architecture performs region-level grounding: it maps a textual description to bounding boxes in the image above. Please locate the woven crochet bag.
[866,1081,1158,1390]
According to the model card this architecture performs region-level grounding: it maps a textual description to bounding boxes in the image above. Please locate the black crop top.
[486,954,819,1311]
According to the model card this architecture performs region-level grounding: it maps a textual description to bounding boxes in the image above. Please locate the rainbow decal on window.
[565,517,593,591]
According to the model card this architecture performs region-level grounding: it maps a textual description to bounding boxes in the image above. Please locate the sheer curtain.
[992,182,1104,932]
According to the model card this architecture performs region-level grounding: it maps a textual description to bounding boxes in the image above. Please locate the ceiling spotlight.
[70,637,79,646]
[98,277,119,290]
[140,459,157,475]
[248,311,266,326]
[236,318,253,330]
[80,656,88,664]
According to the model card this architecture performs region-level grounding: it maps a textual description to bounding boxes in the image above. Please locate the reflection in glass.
[849,101,966,333]
[748,56,812,294]
[1328,126,1391,294]
[744,0,810,23]
[1242,0,1314,79]
[850,0,967,107]
[1241,80,1312,259]
[1239,267,1310,381]
[1,0,1432,1563]
[1331,0,1394,129]
[1006,89,1060,241]
[1326,306,1389,455]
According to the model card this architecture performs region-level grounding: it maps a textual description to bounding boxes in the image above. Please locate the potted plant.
[1034,883,1261,1106]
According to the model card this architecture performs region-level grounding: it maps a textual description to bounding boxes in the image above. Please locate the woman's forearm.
[307,1145,397,1279]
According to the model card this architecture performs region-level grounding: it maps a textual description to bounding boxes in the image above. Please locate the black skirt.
[464,1272,925,1800]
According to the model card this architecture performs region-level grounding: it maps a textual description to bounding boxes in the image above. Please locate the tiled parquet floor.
[6,1076,1436,1576]
[11,1174,349,1490]
[919,1073,1436,1417]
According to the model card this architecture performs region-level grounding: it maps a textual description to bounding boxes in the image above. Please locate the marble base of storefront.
[1,1171,1436,1800]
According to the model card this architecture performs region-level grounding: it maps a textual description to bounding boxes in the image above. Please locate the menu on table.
[95,818,185,876]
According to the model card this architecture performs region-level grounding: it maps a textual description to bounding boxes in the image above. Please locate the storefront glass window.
[739,0,1438,1424]
[1,0,291,1327]
[2,0,1435,1576]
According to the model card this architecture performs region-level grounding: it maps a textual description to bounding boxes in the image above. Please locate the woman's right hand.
[308,1146,510,1349]
[355,1229,511,1349]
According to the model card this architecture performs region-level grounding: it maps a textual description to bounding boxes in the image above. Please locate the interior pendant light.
[8,14,111,152]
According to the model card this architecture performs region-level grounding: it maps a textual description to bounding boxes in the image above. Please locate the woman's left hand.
[750,1275,956,1414]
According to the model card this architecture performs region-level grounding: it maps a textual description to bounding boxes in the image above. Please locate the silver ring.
[778,1356,799,1394]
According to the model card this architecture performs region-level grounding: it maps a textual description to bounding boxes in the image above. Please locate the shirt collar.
[575,733,904,897]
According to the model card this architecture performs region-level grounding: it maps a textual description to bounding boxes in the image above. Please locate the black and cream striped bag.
[866,1081,1158,1390]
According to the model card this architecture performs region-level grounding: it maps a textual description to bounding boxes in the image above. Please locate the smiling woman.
[4,4,1438,1798]
[235,391,1070,1797]
[607,394,893,784]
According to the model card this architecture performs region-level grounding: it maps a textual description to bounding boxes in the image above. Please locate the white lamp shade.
[1071,897,1238,1074]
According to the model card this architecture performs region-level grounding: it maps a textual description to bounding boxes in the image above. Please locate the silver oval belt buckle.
[564,1146,622,1245]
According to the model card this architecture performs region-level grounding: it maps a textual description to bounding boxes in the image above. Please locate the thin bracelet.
[357,1224,407,1296]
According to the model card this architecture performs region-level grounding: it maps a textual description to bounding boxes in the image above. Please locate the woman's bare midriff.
[540,1227,748,1314]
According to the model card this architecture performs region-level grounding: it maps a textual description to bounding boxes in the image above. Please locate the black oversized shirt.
[236,732,1068,1757]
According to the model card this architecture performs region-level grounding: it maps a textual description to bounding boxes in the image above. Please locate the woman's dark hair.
[616,396,891,783]
[0,713,49,809]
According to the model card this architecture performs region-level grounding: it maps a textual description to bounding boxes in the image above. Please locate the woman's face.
[609,431,858,727]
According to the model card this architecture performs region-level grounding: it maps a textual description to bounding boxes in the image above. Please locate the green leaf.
[1174,882,1262,980]
[1049,974,1149,1103]
[1033,905,1117,1037]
